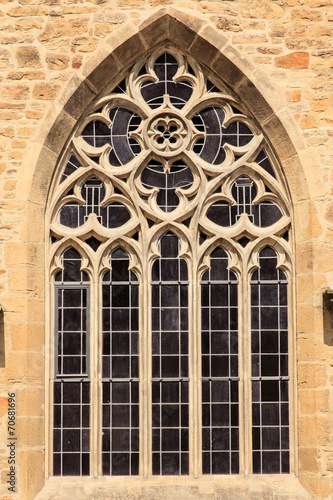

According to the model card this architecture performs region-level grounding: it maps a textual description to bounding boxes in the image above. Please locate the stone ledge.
[34,476,313,500]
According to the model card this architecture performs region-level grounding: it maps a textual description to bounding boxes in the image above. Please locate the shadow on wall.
[323,291,333,346]
[0,308,4,367]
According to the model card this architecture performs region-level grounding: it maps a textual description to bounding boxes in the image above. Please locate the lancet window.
[48,47,293,477]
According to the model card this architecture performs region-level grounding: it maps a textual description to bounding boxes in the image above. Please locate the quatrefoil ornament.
[131,95,203,158]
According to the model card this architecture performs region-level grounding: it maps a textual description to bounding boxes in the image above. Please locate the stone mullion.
[288,266,297,476]
[46,277,54,478]
[190,245,201,477]
[140,237,151,477]
[91,273,100,477]
[240,256,252,476]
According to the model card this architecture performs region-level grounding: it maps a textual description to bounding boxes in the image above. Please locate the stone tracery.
[49,46,292,477]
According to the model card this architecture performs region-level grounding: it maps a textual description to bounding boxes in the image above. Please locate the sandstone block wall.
[0,1,332,499]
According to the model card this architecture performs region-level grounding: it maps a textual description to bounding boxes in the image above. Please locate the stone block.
[298,335,328,362]
[285,90,302,102]
[168,8,205,50]
[296,273,326,304]
[299,389,329,414]
[275,52,310,69]
[291,9,322,21]
[299,415,330,446]
[2,83,30,100]
[32,83,61,100]
[236,77,274,124]
[189,35,220,69]
[262,114,298,162]
[62,79,97,121]
[298,363,327,389]
[4,242,43,268]
[105,23,146,68]
[19,451,45,500]
[42,109,76,155]
[38,18,89,43]
[84,52,121,93]
[15,46,42,69]
[0,351,42,383]
[46,54,70,70]
[17,387,44,417]
[296,301,323,333]
[139,9,169,48]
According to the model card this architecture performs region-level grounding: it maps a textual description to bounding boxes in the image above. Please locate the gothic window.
[48,47,292,477]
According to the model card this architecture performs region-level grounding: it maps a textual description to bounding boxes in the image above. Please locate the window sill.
[35,474,312,500]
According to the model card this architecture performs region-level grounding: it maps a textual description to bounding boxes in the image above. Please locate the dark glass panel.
[141,161,193,212]
[282,451,290,473]
[111,454,130,475]
[261,380,279,401]
[261,452,280,473]
[262,427,280,450]
[161,454,180,475]
[140,53,193,109]
[255,150,276,178]
[262,403,280,425]
[106,204,131,228]
[253,451,261,473]
[62,454,81,476]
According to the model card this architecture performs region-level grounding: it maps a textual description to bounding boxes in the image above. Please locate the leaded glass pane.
[207,176,282,228]
[251,248,289,474]
[193,108,254,164]
[141,160,193,212]
[54,249,90,476]
[141,53,193,109]
[102,248,139,476]
[61,153,81,183]
[201,247,239,474]
[152,233,189,475]
[59,178,131,229]
[81,109,141,166]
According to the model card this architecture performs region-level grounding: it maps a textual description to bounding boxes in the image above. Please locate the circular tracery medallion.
[146,114,189,156]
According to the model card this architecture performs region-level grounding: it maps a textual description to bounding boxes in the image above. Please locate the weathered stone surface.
[2,83,30,100]
[46,53,70,70]
[32,82,61,100]
[15,45,42,68]
[274,51,310,69]
[38,18,89,43]
[0,5,332,500]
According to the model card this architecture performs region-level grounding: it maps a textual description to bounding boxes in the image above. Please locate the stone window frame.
[45,40,296,480]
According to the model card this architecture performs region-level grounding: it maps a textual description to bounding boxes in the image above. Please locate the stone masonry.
[0,1,333,499]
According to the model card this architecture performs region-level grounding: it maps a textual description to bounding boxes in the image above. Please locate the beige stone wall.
[0,1,332,499]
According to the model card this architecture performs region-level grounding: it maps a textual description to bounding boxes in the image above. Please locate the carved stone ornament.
[47,45,294,479]
[48,46,292,273]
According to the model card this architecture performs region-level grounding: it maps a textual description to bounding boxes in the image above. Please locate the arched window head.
[48,47,292,479]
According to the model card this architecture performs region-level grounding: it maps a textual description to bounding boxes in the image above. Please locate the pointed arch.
[27,7,308,224]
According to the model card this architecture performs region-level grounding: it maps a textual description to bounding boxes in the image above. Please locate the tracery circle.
[145,113,190,157]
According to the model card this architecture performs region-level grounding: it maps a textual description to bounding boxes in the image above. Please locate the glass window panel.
[207,176,282,228]
[201,247,239,474]
[101,248,139,476]
[251,247,289,474]
[140,53,193,110]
